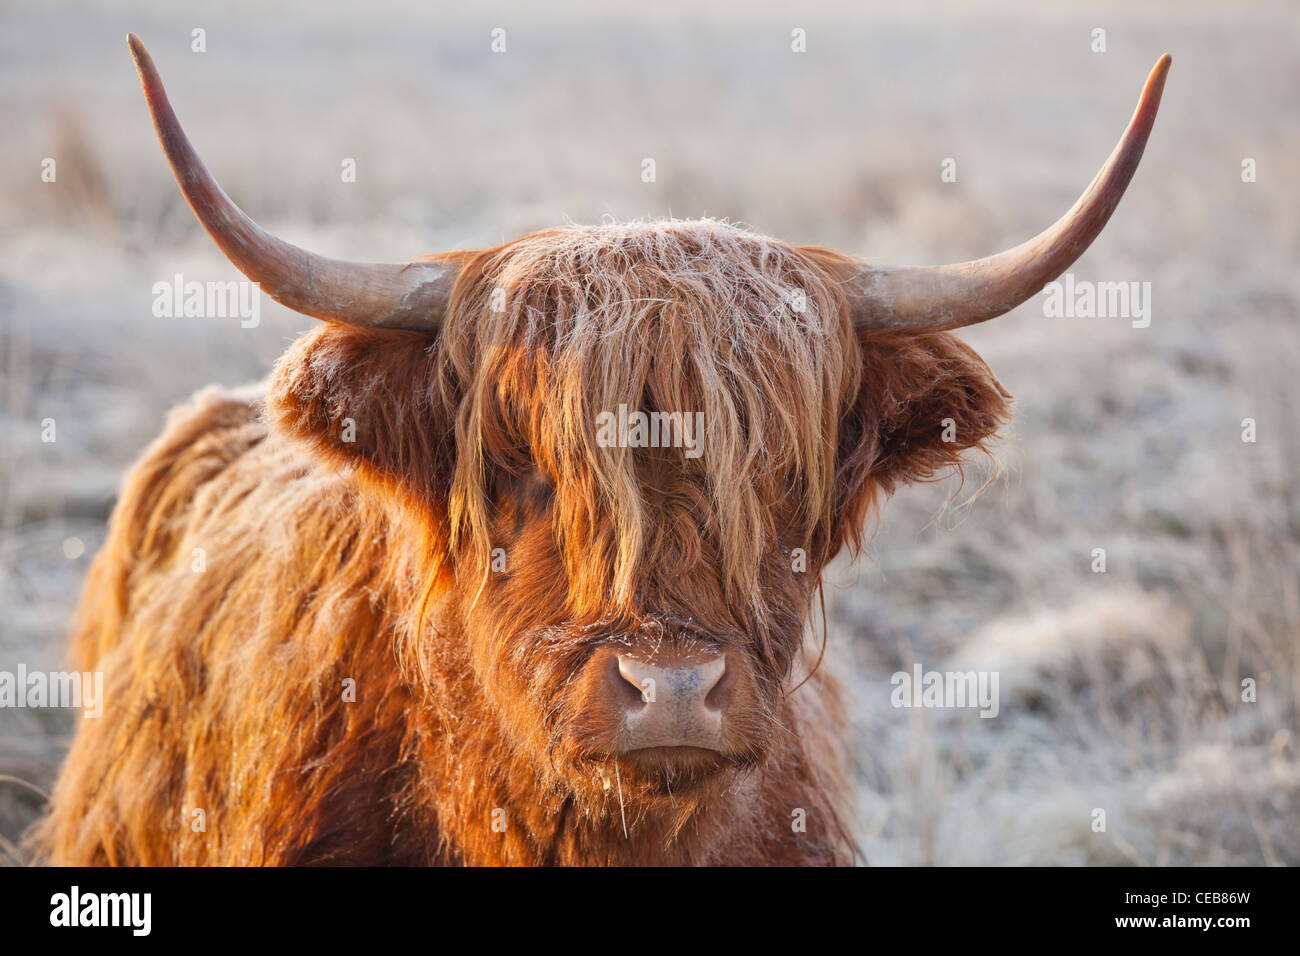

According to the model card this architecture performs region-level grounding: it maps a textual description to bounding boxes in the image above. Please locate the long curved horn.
[127,34,456,331]
[843,54,1171,332]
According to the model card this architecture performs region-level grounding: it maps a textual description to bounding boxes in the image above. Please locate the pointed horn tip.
[1145,54,1172,98]
[1128,54,1171,131]
[126,34,156,84]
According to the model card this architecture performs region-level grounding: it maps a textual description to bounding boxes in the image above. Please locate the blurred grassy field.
[2,0,1298,864]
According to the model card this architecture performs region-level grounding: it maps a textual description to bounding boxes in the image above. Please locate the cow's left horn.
[842,54,1170,332]
[128,34,456,332]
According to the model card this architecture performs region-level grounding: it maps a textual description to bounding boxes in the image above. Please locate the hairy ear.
[267,324,455,509]
[833,330,1011,536]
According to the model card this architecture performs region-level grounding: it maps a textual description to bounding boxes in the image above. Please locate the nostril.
[703,659,732,711]
[614,656,654,707]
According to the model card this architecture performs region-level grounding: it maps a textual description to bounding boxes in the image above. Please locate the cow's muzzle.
[574,640,747,759]
[613,652,731,752]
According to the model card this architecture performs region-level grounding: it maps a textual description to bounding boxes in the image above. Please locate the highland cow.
[34,37,1168,865]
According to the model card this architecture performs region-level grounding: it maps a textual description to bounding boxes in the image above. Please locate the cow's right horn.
[128,34,457,332]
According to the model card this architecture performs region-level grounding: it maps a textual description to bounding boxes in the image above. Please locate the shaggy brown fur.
[34,220,1008,865]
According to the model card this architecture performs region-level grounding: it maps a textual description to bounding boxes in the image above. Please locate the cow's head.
[128,36,1168,810]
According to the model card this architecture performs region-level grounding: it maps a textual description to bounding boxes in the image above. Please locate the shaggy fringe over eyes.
[436,220,859,622]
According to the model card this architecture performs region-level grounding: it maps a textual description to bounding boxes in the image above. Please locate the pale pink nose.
[614,653,728,752]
